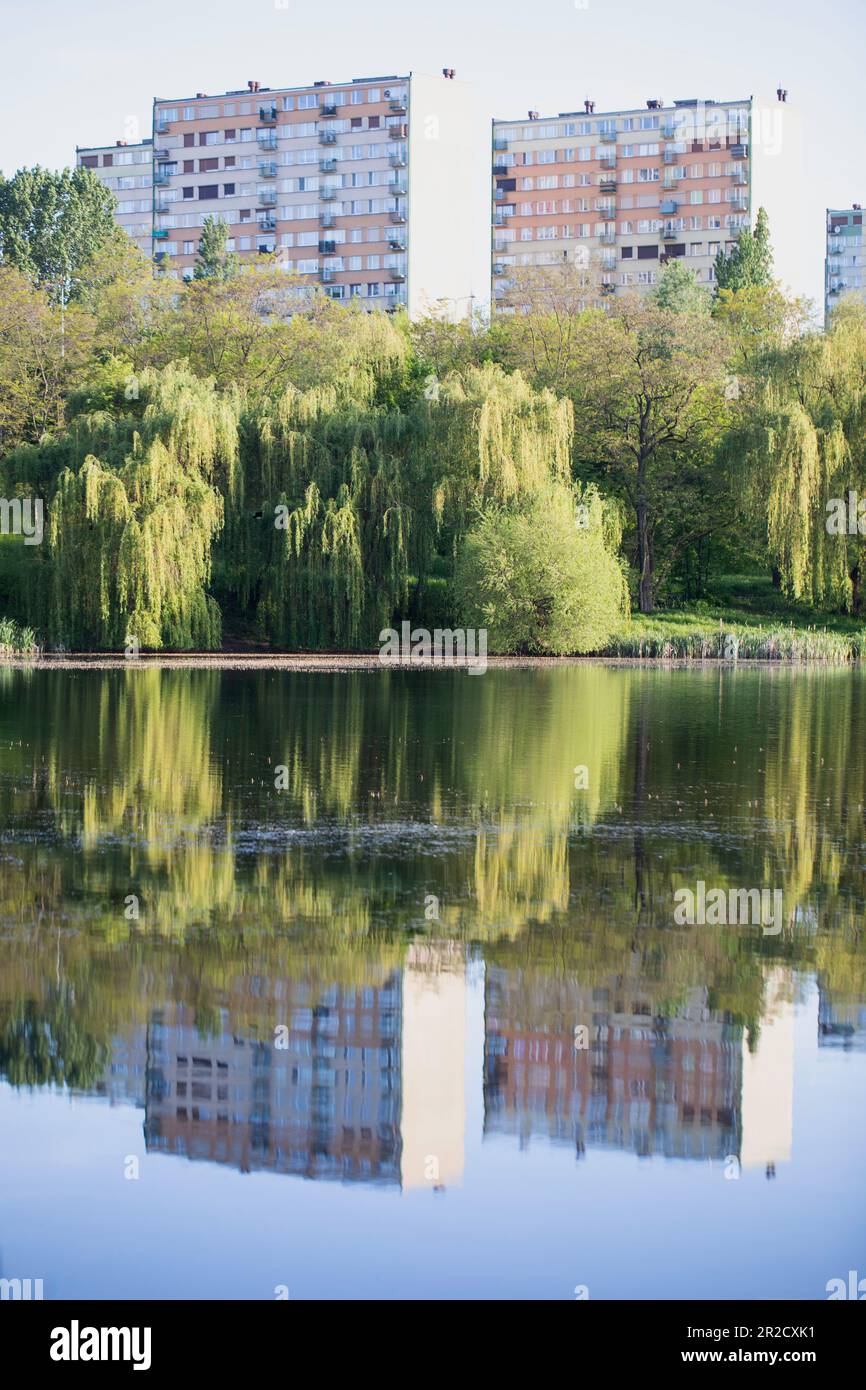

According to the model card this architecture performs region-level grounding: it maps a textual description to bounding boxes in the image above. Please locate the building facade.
[75,139,153,254]
[146,70,474,315]
[825,206,865,324]
[491,93,802,309]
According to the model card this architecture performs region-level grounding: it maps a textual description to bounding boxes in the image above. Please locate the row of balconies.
[320,266,406,283]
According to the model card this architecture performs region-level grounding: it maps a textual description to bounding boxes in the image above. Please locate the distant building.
[491,91,804,309]
[75,140,153,255]
[825,206,865,324]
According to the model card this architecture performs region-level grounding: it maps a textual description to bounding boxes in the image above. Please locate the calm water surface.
[0,664,864,1299]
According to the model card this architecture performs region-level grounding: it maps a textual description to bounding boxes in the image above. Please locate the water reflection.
[0,665,864,1230]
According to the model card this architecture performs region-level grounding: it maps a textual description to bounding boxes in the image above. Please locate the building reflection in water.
[97,950,800,1186]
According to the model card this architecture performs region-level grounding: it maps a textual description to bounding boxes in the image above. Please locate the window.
[182,240,195,255]
[80,155,98,168]
[184,133,195,148]
[199,157,218,172]
[182,186,195,200]
[223,183,235,196]
[298,93,317,109]
[198,185,218,200]
[621,245,633,258]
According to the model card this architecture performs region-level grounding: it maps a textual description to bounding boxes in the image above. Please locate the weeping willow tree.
[3,364,233,649]
[728,300,866,610]
[221,361,576,650]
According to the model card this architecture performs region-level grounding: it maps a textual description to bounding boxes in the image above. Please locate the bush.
[454,483,628,655]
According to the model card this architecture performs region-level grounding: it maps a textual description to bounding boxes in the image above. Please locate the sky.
[2,0,864,310]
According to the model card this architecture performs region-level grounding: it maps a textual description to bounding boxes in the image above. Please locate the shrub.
[454,483,628,655]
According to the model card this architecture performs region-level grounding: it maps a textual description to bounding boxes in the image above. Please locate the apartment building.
[147,70,474,316]
[491,91,803,309]
[75,139,153,254]
[825,206,865,324]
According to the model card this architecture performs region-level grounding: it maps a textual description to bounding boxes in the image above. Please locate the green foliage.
[652,258,712,315]
[194,215,238,281]
[714,206,774,294]
[0,166,119,302]
[454,482,628,654]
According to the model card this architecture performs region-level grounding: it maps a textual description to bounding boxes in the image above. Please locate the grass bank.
[602,578,866,662]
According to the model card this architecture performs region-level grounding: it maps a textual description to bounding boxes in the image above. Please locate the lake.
[0,663,864,1300]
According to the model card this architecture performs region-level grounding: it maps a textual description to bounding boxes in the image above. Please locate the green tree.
[0,266,93,450]
[714,207,774,294]
[454,481,628,654]
[653,258,712,316]
[570,297,732,612]
[194,215,238,281]
[0,166,119,303]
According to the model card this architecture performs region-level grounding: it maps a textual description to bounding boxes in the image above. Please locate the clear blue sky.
[3,0,864,309]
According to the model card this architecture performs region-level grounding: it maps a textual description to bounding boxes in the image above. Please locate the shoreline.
[0,652,861,671]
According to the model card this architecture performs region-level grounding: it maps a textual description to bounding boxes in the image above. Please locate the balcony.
[598,205,616,221]
[386,122,408,140]
[729,192,748,211]
[493,212,506,226]
[601,282,616,296]
[661,123,677,140]
[319,239,336,254]
[258,162,277,178]
[660,222,678,240]
[494,188,506,202]
[389,152,407,168]
[662,176,679,191]
[319,129,337,145]
[155,118,171,134]
[731,143,748,159]
[829,281,847,294]
[663,148,676,165]
[660,199,678,215]
[153,250,167,264]
[601,255,617,271]
[321,186,338,201]
[154,147,170,161]
[257,132,278,151]
[257,215,277,232]
[154,169,170,186]
[599,129,617,143]
[388,238,406,252]
[600,177,617,192]
[492,162,508,176]
[319,103,338,118]
[492,262,508,276]
[257,189,277,206]
[319,158,338,173]
[493,137,509,152]
[259,105,277,124]
[320,267,335,283]
[389,267,406,281]
[599,229,616,245]
[320,213,335,228]
[154,200,170,214]
[827,240,844,255]
[388,181,407,197]
[599,155,616,170]
[152,227,169,239]
[389,208,407,224]
[731,168,748,185]
[389,98,408,115]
